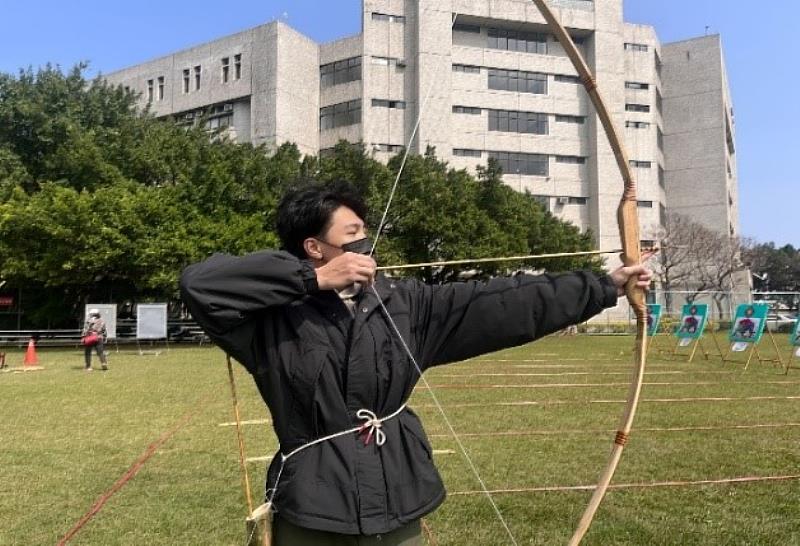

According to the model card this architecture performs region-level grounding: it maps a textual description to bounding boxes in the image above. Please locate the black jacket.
[180,250,618,535]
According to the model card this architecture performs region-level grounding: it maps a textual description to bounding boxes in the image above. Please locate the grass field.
[2,335,799,545]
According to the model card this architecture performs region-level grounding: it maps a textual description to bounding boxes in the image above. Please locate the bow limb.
[531,1,648,544]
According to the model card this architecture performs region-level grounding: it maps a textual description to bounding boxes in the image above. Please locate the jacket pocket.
[399,414,433,461]
[385,416,444,517]
[286,346,328,441]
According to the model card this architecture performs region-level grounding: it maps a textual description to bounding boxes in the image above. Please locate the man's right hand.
[315,253,377,291]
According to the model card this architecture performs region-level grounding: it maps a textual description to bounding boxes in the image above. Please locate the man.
[82,309,108,371]
[180,182,652,545]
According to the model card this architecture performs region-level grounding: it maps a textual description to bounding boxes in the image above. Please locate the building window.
[372,12,405,23]
[657,126,664,150]
[488,28,547,54]
[234,54,242,80]
[372,98,406,109]
[555,74,581,84]
[625,81,650,90]
[372,56,403,68]
[452,105,482,115]
[320,99,362,130]
[640,239,656,249]
[321,56,362,88]
[157,76,164,101]
[532,195,550,208]
[488,109,548,135]
[194,66,201,91]
[182,69,190,93]
[453,23,481,33]
[374,143,404,153]
[626,103,650,113]
[624,43,649,52]
[452,64,481,74]
[637,200,654,208]
[206,103,234,129]
[488,151,549,176]
[556,155,586,164]
[176,110,197,127]
[488,69,547,95]
[222,57,230,83]
[146,79,154,102]
[626,121,650,129]
[658,165,665,188]
[453,148,482,157]
[630,160,652,169]
[555,114,585,124]
[568,197,588,205]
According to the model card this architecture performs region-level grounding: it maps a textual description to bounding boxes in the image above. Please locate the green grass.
[1,336,798,545]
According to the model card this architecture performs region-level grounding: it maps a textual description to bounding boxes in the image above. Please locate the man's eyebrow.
[344,222,364,229]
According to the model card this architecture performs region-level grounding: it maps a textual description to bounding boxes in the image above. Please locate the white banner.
[136,304,168,340]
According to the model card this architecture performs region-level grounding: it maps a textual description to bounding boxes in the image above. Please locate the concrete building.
[104,0,739,251]
[661,35,739,238]
[105,23,320,154]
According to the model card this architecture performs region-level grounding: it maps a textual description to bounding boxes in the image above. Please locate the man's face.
[304,206,367,263]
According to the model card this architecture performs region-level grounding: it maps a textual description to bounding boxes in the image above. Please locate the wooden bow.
[530,1,648,544]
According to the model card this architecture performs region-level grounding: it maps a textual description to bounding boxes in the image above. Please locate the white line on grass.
[427,422,800,439]
[449,474,800,496]
[416,380,800,390]
[428,371,733,378]
[411,395,800,409]
[472,358,625,362]
[218,418,271,427]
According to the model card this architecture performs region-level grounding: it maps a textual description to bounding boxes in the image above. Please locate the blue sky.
[0,1,794,247]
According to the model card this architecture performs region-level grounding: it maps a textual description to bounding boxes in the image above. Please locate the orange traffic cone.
[23,338,38,367]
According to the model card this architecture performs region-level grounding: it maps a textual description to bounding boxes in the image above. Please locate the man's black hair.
[276,181,368,259]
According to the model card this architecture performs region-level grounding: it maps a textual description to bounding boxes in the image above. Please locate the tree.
[647,212,758,319]
[743,243,800,292]
[317,144,600,283]
[697,235,752,319]
[0,65,605,326]
[649,213,726,313]
[0,63,137,191]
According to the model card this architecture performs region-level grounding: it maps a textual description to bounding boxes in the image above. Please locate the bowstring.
[370,13,455,255]
[370,285,519,545]
[368,9,519,545]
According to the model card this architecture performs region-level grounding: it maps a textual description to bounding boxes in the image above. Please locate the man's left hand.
[609,262,654,298]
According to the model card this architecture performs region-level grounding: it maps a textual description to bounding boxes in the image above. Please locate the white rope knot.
[356,409,387,446]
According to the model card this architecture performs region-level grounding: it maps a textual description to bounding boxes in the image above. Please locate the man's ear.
[303,238,324,260]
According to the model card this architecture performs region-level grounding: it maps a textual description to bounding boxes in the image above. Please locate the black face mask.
[317,236,374,257]
[340,237,373,256]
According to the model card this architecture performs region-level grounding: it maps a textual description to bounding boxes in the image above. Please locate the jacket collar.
[343,275,396,320]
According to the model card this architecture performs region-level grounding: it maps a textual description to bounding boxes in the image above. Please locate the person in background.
[83,309,108,371]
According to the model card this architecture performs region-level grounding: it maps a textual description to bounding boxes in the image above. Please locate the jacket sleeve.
[179,250,318,371]
[411,271,619,368]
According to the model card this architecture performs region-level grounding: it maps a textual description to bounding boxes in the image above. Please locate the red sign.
[0,296,13,307]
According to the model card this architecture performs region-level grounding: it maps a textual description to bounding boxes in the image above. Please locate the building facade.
[104,0,739,254]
